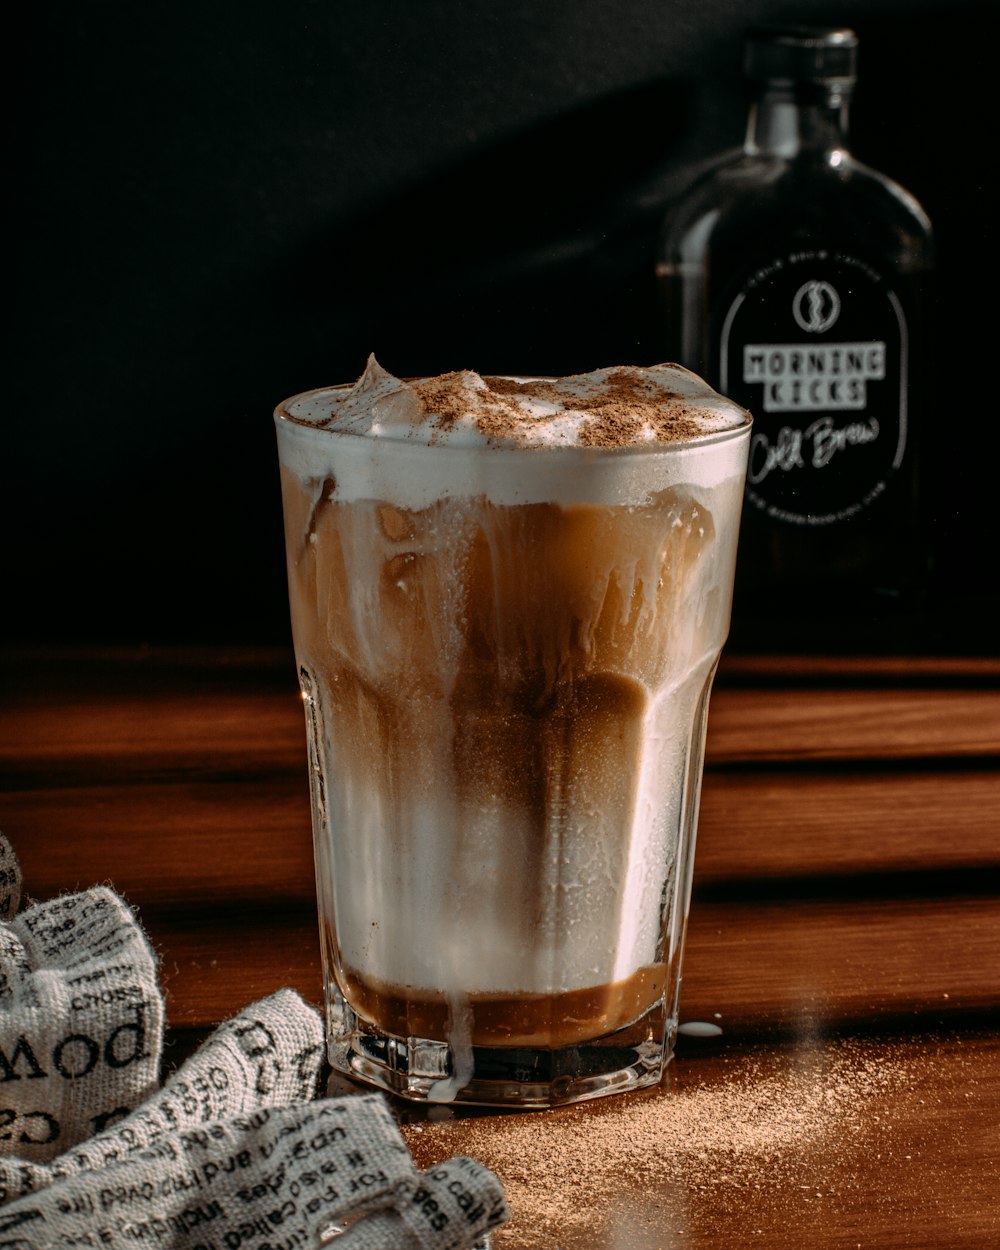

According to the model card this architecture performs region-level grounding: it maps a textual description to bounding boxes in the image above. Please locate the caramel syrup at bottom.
[336,960,672,1049]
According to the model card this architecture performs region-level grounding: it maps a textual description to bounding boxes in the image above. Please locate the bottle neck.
[745,86,851,159]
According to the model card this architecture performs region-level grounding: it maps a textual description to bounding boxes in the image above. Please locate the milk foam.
[275,357,752,507]
[284,355,746,446]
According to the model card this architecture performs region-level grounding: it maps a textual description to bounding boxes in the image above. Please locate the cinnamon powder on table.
[401,1038,927,1246]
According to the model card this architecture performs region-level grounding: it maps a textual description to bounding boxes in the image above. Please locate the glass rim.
[273,377,753,457]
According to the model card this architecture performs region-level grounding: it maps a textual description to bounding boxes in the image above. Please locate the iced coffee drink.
[274,357,750,1106]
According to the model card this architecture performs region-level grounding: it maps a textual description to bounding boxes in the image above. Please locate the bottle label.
[717,250,908,525]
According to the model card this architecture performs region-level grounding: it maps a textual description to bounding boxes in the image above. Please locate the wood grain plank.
[0,692,306,776]
[6,644,999,685]
[718,653,1000,681]
[681,896,1000,1033]
[7,764,998,907]
[6,779,314,904]
[696,767,1000,879]
[151,906,323,1028]
[4,684,1000,794]
[705,685,1000,762]
[137,893,1000,1034]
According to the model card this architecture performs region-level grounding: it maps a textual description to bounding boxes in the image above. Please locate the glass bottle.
[656,26,933,634]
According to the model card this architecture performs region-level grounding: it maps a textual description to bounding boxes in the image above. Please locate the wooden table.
[3,645,999,1248]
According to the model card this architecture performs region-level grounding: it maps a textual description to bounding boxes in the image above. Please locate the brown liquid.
[281,467,740,1032]
[336,957,672,1049]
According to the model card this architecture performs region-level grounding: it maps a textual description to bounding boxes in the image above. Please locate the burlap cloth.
[0,835,508,1249]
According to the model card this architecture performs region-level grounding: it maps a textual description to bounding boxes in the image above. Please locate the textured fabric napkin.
[0,835,508,1249]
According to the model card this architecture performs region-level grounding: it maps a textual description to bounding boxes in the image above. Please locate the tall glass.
[274,378,750,1107]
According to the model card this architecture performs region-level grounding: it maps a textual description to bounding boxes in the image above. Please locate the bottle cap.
[744,25,858,87]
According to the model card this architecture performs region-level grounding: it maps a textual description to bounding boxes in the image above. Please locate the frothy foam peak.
[283,354,748,449]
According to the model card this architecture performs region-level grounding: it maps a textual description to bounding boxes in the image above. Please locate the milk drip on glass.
[274,357,750,1106]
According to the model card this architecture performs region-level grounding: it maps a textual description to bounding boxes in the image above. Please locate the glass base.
[326,996,673,1108]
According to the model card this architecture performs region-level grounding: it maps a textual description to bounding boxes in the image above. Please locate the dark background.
[8,0,997,654]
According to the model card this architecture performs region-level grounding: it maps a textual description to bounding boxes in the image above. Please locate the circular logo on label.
[716,251,907,527]
[793,281,841,334]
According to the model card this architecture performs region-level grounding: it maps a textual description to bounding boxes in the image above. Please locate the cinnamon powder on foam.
[401,1038,927,1244]
[411,370,712,448]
